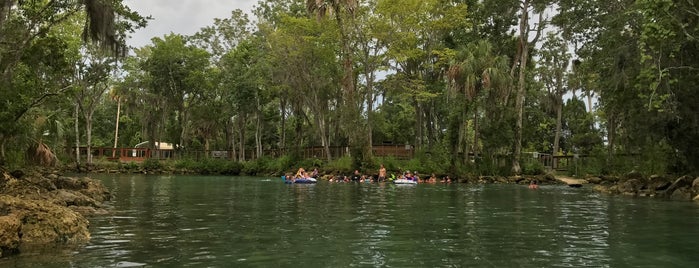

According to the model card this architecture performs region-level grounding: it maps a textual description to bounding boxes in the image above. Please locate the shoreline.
[0,168,111,258]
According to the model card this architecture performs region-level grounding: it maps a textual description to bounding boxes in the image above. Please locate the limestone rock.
[624,170,644,181]
[663,175,694,197]
[617,179,643,195]
[0,195,90,252]
[586,177,603,184]
[648,175,671,191]
[670,188,692,201]
[0,215,21,257]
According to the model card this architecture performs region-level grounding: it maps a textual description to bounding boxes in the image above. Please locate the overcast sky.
[124,0,258,48]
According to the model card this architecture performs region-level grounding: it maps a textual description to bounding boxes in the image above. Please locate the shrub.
[141,158,162,171]
[523,159,545,175]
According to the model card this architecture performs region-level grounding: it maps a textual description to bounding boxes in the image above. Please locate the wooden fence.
[73,144,415,162]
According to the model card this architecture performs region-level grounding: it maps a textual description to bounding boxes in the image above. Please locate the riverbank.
[559,172,699,201]
[0,168,111,258]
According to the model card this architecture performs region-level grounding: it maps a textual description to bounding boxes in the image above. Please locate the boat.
[393,179,417,185]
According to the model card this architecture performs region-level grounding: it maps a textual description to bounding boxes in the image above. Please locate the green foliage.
[325,156,353,174]
[522,159,545,175]
[174,159,243,175]
[141,158,163,171]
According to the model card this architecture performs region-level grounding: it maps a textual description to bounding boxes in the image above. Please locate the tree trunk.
[512,0,541,175]
[112,97,121,157]
[473,107,480,159]
[366,69,374,158]
[280,97,286,151]
[226,118,237,160]
[553,96,563,168]
[607,113,616,163]
[238,115,246,161]
[255,108,263,160]
[85,112,93,165]
[74,103,81,171]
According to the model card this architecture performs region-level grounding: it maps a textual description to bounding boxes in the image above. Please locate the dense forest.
[1,0,697,176]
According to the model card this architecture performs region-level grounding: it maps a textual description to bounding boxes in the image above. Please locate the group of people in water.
[286,164,454,184]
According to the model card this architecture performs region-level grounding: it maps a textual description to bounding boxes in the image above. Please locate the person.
[378,164,387,182]
[429,173,437,184]
[404,171,414,181]
[295,167,306,179]
[529,180,539,189]
[311,168,319,179]
[351,170,361,182]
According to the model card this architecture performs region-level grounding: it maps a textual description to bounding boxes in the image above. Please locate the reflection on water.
[2,175,699,267]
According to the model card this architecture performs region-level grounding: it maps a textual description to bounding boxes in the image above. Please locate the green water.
[2,175,699,267]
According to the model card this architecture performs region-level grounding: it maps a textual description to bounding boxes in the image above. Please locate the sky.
[124,0,258,48]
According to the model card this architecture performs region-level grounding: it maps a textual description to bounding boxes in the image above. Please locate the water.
[2,175,699,267]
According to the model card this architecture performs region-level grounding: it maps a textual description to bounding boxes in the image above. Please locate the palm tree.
[447,40,510,166]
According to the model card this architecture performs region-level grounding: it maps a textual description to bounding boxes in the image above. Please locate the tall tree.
[511,0,546,174]
[536,32,570,158]
[74,45,115,165]
[142,34,212,150]
[306,0,367,167]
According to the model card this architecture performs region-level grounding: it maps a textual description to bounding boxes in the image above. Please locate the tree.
[142,34,212,151]
[74,45,115,165]
[447,40,510,166]
[0,0,145,165]
[306,0,367,167]
[511,0,546,174]
[536,32,570,158]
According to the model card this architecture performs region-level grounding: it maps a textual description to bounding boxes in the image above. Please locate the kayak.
[393,179,417,185]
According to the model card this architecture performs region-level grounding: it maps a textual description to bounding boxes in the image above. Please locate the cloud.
[124,0,257,48]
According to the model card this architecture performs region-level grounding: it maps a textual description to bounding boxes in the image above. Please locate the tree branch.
[13,85,73,122]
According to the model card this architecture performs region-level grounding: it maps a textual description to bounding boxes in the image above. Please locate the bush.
[141,158,163,171]
[325,156,353,174]
[523,159,545,175]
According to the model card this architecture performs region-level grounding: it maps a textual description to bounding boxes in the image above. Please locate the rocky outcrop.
[586,172,699,201]
[0,169,110,257]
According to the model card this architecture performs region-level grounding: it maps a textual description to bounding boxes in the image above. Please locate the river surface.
[2,175,699,267]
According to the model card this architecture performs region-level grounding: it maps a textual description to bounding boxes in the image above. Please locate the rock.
[0,215,21,258]
[617,179,643,195]
[624,170,644,181]
[670,188,693,201]
[50,189,99,207]
[542,173,556,182]
[663,175,694,197]
[23,175,57,191]
[0,195,90,254]
[694,195,699,201]
[599,175,620,185]
[693,177,699,193]
[648,175,671,191]
[54,176,86,190]
[593,185,613,194]
[586,177,603,184]
[9,170,24,179]
[509,176,525,184]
